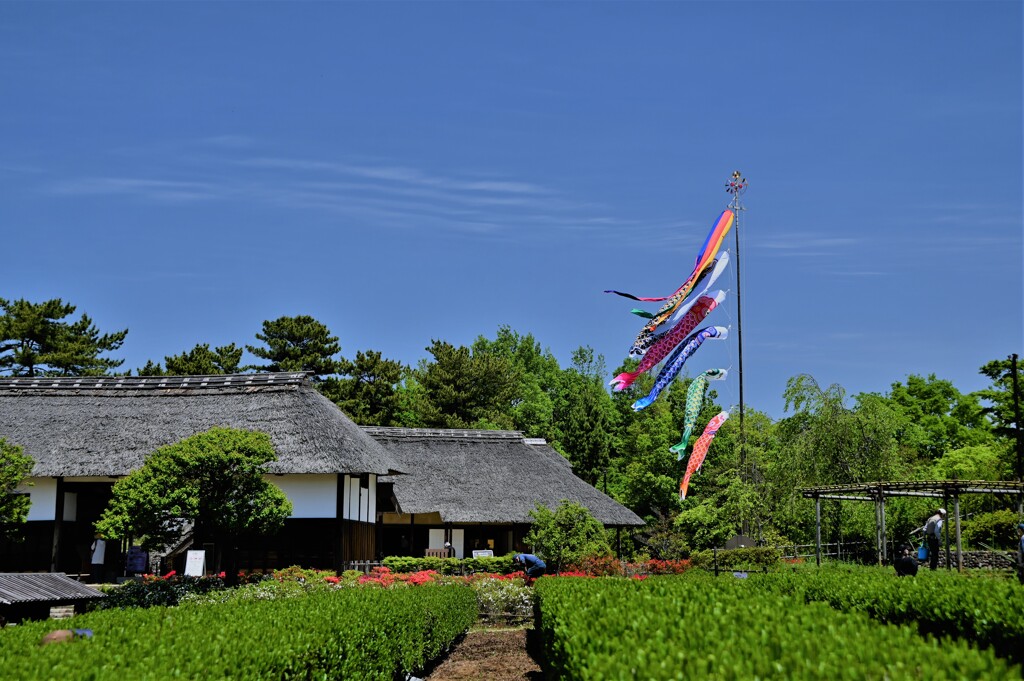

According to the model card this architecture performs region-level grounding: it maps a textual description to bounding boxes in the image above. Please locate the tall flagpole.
[725,171,749,532]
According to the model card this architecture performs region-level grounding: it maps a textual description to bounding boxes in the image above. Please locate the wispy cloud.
[757,234,860,257]
[41,144,657,241]
[49,177,221,202]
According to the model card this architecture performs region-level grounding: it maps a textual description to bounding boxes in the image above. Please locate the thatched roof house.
[0,373,401,477]
[368,427,643,527]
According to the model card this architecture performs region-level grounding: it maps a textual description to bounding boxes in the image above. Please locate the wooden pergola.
[800,480,1024,570]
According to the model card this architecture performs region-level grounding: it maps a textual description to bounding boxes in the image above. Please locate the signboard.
[126,546,149,574]
[471,550,494,558]
[184,550,206,577]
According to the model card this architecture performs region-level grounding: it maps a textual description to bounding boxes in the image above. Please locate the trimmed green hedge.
[689,546,783,571]
[534,575,1020,679]
[0,584,476,680]
[744,565,1024,664]
[382,554,515,575]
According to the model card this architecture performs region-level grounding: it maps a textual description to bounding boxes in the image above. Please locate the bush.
[96,572,227,609]
[689,546,782,572]
[525,500,612,571]
[963,509,1021,550]
[1,585,478,679]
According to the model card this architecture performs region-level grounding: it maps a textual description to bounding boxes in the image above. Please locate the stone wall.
[932,550,1015,570]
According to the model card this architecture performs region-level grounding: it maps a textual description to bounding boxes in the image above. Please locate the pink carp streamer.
[611,210,734,358]
[609,290,726,392]
[680,411,729,499]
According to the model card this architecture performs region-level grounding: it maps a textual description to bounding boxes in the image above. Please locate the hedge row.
[533,576,1020,679]
[744,565,1024,664]
[381,554,515,574]
[0,584,476,680]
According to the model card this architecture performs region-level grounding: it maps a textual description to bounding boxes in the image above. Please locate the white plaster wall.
[19,478,77,521]
[265,474,337,519]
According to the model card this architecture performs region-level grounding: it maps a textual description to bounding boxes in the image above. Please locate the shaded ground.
[426,627,543,681]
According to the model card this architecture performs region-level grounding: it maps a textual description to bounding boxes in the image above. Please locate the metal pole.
[1011,354,1022,483]
[726,171,749,534]
[726,172,747,468]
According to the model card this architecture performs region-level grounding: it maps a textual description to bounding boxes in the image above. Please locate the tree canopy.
[0,298,127,376]
[96,428,293,566]
[246,315,344,379]
[138,343,244,376]
[0,438,34,538]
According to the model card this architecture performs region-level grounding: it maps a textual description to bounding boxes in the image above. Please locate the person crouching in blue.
[512,553,546,586]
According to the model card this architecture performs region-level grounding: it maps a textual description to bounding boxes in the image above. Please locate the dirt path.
[426,627,544,681]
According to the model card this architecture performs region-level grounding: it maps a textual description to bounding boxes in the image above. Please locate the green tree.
[976,355,1024,479]
[471,326,562,439]
[139,343,244,376]
[320,350,406,425]
[0,298,127,376]
[0,438,34,539]
[412,340,519,429]
[868,374,992,460]
[524,500,612,571]
[246,315,343,380]
[553,347,615,486]
[96,427,292,571]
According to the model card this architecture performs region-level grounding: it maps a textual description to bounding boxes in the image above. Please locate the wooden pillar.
[814,495,822,567]
[874,496,883,566]
[880,491,887,564]
[953,494,963,573]
[409,514,415,556]
[50,477,65,573]
[335,474,346,572]
[943,492,951,571]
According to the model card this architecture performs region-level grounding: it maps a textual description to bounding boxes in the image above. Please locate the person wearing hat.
[1015,522,1024,585]
[923,508,946,571]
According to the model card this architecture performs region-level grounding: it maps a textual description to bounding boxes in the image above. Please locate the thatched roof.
[0,374,401,477]
[368,427,644,527]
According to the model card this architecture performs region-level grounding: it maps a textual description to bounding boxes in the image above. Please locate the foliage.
[96,571,227,609]
[0,437,34,537]
[565,553,625,576]
[245,314,344,379]
[524,500,612,571]
[0,297,127,376]
[534,575,1019,679]
[746,564,1024,665]
[962,509,1023,550]
[976,355,1024,478]
[381,554,514,575]
[554,347,614,485]
[96,428,292,564]
[138,343,243,376]
[688,546,783,571]
[410,339,519,429]
[0,585,477,680]
[872,373,993,460]
[470,576,533,619]
[319,350,405,425]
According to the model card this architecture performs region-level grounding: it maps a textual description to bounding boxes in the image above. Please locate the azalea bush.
[97,571,228,609]
[471,576,533,620]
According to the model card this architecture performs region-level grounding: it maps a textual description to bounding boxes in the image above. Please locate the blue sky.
[2,2,1021,419]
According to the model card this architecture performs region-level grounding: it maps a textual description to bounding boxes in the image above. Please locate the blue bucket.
[917,545,928,561]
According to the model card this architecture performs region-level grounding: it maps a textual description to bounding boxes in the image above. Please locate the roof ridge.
[0,372,312,391]
[362,426,525,440]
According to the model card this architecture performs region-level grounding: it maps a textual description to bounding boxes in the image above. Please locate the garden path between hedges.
[425,626,543,681]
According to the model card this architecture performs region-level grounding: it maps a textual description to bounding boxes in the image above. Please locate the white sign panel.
[184,550,206,577]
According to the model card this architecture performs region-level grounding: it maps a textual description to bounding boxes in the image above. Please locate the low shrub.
[1,585,478,680]
[96,572,227,609]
